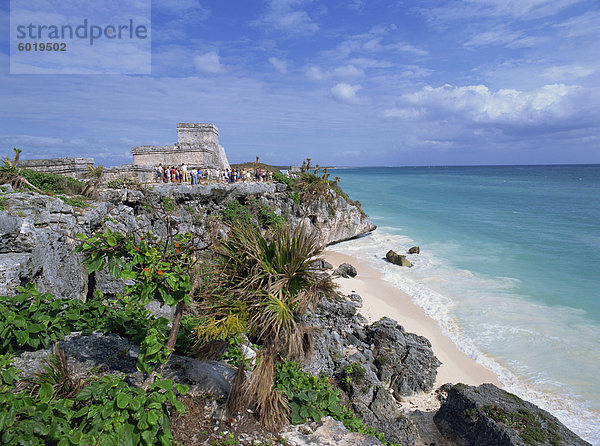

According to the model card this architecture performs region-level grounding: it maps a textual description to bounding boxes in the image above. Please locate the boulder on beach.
[386,250,412,267]
[408,246,420,254]
[333,262,357,278]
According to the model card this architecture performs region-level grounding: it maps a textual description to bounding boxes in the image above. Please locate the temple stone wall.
[131,123,230,170]
[19,157,94,180]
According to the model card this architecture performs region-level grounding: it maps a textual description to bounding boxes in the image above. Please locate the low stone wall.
[103,164,154,183]
[19,157,94,179]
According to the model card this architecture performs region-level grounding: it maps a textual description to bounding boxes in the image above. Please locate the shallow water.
[328,165,600,444]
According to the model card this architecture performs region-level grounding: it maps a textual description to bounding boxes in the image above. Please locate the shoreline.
[322,249,501,388]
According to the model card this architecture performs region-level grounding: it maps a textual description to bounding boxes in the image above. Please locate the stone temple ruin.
[131,123,230,171]
[17,123,231,183]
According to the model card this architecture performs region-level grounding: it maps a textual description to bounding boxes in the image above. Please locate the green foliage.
[222,200,252,225]
[76,228,197,373]
[0,195,6,211]
[58,195,88,208]
[162,196,176,213]
[0,354,188,446]
[137,327,170,374]
[342,362,366,387]
[20,169,84,195]
[106,177,140,190]
[0,284,173,364]
[272,171,295,189]
[480,405,561,446]
[76,228,194,309]
[221,198,285,229]
[274,361,399,445]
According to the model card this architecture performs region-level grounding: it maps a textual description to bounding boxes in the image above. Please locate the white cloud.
[306,64,364,80]
[331,83,362,103]
[554,10,600,37]
[194,52,226,74]
[268,57,288,73]
[383,108,421,119]
[257,0,319,35]
[306,66,327,80]
[541,65,595,81]
[401,83,582,124]
[332,64,364,78]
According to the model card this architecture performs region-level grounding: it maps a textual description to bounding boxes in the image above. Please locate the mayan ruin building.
[131,123,230,170]
[16,123,231,183]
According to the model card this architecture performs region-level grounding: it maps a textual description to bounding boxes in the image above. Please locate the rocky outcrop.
[0,182,374,299]
[408,246,420,254]
[386,249,412,267]
[282,417,382,445]
[434,383,591,446]
[13,332,236,399]
[302,295,441,445]
[333,262,357,278]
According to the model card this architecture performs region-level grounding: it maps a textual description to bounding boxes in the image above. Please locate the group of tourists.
[153,163,274,185]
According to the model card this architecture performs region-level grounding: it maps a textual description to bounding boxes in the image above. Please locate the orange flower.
[157,270,163,275]
[174,242,180,248]
[133,246,139,251]
[176,248,180,254]
[140,236,144,240]
[143,267,150,272]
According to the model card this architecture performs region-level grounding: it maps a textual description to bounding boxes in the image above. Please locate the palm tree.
[81,165,105,198]
[314,164,320,176]
[305,158,312,173]
[300,160,306,173]
[0,148,47,195]
[194,223,335,430]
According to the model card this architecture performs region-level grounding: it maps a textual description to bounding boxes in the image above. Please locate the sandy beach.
[323,250,501,388]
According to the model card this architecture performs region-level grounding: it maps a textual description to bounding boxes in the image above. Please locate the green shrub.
[0,354,187,446]
[221,198,285,229]
[274,361,399,445]
[20,169,84,195]
[106,177,140,190]
[272,171,295,189]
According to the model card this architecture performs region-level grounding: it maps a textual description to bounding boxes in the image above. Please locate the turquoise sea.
[328,165,600,444]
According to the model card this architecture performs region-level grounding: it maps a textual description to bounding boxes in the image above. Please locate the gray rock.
[408,246,420,254]
[386,249,412,267]
[334,263,357,278]
[434,383,591,446]
[365,318,440,397]
[281,417,382,446]
[12,332,236,399]
[311,259,334,270]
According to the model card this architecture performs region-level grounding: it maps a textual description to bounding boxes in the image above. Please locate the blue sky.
[1,0,599,166]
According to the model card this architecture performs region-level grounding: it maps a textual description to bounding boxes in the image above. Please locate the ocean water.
[327,165,600,444]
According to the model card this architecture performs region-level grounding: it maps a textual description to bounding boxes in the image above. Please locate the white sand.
[323,250,501,388]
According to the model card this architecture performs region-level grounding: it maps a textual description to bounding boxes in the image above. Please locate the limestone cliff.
[0,182,375,299]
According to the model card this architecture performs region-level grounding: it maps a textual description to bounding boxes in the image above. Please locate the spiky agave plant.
[81,164,105,198]
[0,148,46,195]
[194,222,335,430]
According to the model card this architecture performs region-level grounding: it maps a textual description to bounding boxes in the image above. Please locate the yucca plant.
[81,164,105,198]
[0,148,47,195]
[194,222,335,430]
[23,343,85,400]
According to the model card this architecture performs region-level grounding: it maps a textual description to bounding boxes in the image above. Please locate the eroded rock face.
[302,295,440,446]
[0,182,375,299]
[282,417,382,446]
[434,383,591,446]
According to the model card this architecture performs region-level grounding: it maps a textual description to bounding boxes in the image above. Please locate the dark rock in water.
[333,262,358,278]
[408,246,420,254]
[385,250,412,267]
[311,259,334,270]
[434,383,591,446]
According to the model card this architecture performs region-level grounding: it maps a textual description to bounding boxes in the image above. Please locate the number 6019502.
[17,42,67,51]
